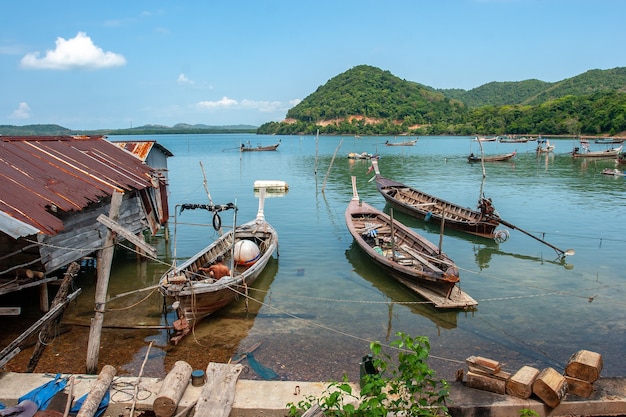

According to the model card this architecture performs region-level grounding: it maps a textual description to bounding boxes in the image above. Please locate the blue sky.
[1,0,625,130]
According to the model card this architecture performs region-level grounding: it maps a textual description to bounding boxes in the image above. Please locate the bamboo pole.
[130,341,153,417]
[322,138,343,193]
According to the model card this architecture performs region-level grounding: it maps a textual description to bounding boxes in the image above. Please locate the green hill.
[440,79,552,108]
[259,65,626,136]
[440,67,626,108]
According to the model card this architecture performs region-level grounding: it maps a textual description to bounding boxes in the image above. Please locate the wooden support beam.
[39,281,49,313]
[0,307,21,316]
[96,214,157,258]
[0,276,58,296]
[86,191,123,374]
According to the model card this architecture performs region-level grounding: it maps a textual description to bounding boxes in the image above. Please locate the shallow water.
[2,134,624,383]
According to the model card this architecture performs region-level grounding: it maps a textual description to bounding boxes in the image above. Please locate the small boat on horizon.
[348,151,376,160]
[241,140,281,152]
[473,136,497,142]
[572,144,623,158]
[384,138,418,146]
[536,138,555,153]
[468,151,516,162]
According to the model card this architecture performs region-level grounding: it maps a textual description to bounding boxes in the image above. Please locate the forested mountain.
[0,124,74,136]
[286,65,466,125]
[440,67,626,107]
[439,79,551,108]
[258,65,626,136]
[0,123,257,136]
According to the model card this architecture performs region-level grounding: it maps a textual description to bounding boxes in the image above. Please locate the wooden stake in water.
[322,138,343,193]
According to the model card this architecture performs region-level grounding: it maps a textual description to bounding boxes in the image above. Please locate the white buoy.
[234,240,261,266]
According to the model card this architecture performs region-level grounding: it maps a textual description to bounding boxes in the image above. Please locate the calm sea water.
[3,134,624,382]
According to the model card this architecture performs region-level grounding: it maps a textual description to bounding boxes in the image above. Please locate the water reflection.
[344,242,462,336]
[473,246,574,271]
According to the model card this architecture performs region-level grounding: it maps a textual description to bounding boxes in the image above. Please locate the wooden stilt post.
[27,262,80,372]
[39,281,49,313]
[86,191,123,374]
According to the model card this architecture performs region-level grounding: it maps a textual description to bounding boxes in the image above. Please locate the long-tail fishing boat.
[159,186,279,344]
[346,176,477,309]
[370,159,502,240]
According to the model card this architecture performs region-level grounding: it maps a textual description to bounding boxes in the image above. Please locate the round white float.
[234,240,261,266]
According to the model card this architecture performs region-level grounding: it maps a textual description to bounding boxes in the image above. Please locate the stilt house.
[0,135,170,315]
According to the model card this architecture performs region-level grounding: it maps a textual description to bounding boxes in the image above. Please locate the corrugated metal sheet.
[114,140,174,162]
[0,135,156,237]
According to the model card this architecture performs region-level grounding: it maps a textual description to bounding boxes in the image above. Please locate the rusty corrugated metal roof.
[0,135,156,237]
[114,140,174,162]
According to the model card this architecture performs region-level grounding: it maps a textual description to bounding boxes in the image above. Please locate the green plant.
[287,332,450,416]
[519,409,540,417]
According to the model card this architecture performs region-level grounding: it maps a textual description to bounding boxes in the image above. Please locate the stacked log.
[464,356,511,395]
[506,366,540,399]
[464,349,603,407]
[532,367,568,408]
[563,350,602,398]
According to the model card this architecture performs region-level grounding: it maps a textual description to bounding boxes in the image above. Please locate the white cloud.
[197,96,238,109]
[240,99,283,113]
[196,97,295,113]
[9,102,31,119]
[177,73,195,85]
[20,32,126,70]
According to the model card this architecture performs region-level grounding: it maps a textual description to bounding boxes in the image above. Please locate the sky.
[1,0,625,130]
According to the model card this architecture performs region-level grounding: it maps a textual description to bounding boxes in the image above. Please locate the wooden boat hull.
[346,177,476,309]
[348,152,374,159]
[371,160,499,239]
[384,139,417,146]
[468,152,516,162]
[241,141,281,151]
[601,168,626,177]
[572,145,623,158]
[159,216,278,343]
[500,138,529,143]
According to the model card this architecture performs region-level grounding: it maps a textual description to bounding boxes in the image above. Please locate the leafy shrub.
[288,332,450,417]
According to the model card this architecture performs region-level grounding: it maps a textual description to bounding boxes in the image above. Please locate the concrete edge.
[1,373,624,417]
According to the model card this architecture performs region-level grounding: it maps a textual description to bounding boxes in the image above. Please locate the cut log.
[506,366,540,399]
[564,350,603,382]
[153,361,193,417]
[76,364,116,417]
[532,367,567,408]
[194,363,243,417]
[465,355,501,374]
[564,375,594,398]
[465,370,506,394]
